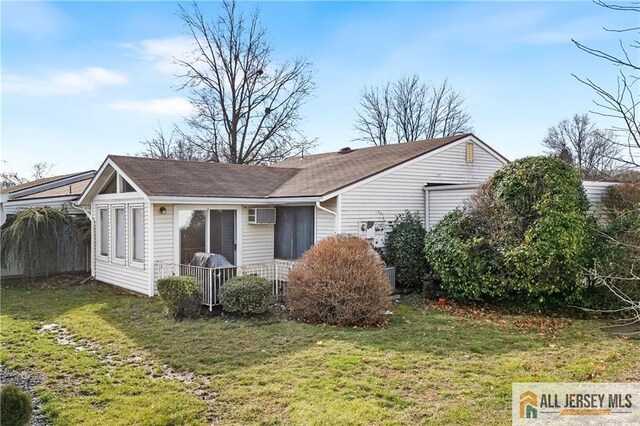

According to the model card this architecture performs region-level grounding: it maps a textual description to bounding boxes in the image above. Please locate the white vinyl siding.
[583,181,615,222]
[92,195,150,295]
[316,197,337,241]
[153,204,174,293]
[427,187,478,229]
[339,139,505,234]
[242,206,274,265]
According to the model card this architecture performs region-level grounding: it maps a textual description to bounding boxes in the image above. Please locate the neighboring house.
[78,133,510,297]
[1,171,96,225]
[1,170,96,278]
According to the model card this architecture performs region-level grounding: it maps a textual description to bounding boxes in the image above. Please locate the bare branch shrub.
[287,235,390,327]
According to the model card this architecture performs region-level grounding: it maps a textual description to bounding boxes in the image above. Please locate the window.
[179,210,206,264]
[99,208,109,256]
[465,142,474,163]
[274,206,314,259]
[114,208,126,260]
[131,207,144,262]
[121,176,135,193]
[210,210,236,264]
[100,174,117,194]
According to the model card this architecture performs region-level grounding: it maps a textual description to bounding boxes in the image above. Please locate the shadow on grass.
[1,282,613,376]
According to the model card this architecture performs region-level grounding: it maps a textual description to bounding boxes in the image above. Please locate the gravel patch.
[0,366,51,426]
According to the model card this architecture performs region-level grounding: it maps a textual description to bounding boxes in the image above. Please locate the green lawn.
[1,281,638,425]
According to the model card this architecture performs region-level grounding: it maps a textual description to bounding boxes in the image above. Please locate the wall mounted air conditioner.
[248,208,276,224]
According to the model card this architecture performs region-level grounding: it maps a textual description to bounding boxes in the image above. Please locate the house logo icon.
[520,391,538,419]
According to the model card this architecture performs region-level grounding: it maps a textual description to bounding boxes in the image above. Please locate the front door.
[209,210,236,264]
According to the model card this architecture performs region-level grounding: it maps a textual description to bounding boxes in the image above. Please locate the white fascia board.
[5,195,78,206]
[147,196,321,205]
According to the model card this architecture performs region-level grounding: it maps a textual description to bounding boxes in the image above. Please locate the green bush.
[1,384,32,426]
[425,156,592,306]
[579,182,640,309]
[219,275,271,315]
[157,276,201,319]
[386,211,428,293]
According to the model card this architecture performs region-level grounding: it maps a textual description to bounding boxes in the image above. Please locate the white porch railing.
[157,260,296,311]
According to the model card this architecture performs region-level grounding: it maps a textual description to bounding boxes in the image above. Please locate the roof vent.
[339,147,353,154]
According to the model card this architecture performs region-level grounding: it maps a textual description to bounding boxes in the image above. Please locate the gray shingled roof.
[107,134,470,199]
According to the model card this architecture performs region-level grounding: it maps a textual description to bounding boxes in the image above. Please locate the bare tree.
[572,0,639,167]
[139,125,206,161]
[542,114,622,179]
[1,161,54,188]
[30,162,54,180]
[0,171,27,189]
[354,75,473,145]
[174,1,316,164]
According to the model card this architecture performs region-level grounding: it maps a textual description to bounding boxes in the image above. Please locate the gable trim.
[78,158,149,206]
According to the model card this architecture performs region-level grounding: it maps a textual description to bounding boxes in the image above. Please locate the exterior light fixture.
[159,207,167,215]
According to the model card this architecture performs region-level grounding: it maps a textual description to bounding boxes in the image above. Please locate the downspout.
[315,201,337,236]
[77,204,96,279]
[422,185,430,231]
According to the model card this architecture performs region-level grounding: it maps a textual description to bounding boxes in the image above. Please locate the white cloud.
[3,67,128,96]
[2,2,69,38]
[120,36,194,75]
[109,97,194,116]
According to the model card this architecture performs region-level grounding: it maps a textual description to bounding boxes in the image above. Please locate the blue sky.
[1,1,636,177]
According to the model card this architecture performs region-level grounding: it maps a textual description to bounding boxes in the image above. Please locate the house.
[1,170,96,278]
[0,170,96,225]
[78,133,510,298]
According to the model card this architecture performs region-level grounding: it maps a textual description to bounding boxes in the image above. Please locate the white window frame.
[97,206,109,260]
[112,205,126,264]
[129,204,145,268]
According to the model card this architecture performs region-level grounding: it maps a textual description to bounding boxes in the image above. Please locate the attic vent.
[465,142,474,163]
[339,147,353,154]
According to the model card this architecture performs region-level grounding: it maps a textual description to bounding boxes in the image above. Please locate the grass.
[1,281,638,425]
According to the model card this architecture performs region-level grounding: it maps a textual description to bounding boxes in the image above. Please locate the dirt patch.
[425,300,571,335]
[0,366,51,426]
[2,274,90,290]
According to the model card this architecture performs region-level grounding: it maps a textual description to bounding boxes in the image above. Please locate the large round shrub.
[287,235,390,326]
[426,156,592,305]
[386,211,428,293]
[1,384,32,426]
[220,275,271,315]
[157,276,201,319]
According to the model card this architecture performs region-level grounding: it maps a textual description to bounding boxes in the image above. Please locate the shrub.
[219,275,271,315]
[287,235,390,327]
[426,156,592,306]
[1,384,32,426]
[157,276,201,319]
[386,211,428,293]
[581,182,640,308]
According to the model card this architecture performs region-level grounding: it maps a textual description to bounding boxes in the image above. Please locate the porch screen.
[179,210,206,264]
[274,206,314,260]
[209,210,236,264]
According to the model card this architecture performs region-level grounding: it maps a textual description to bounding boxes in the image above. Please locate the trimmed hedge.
[386,211,428,293]
[287,235,390,327]
[219,275,272,315]
[157,276,201,319]
[1,384,32,426]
